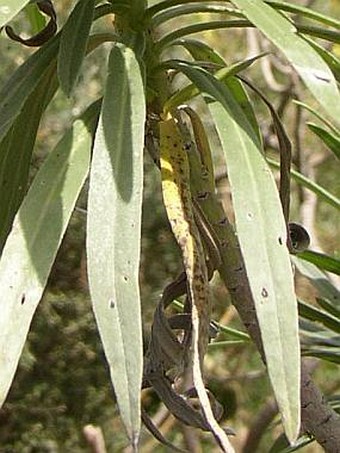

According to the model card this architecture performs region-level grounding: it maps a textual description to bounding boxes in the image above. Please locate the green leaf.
[303,37,340,84]
[307,123,340,160]
[0,8,114,143]
[0,31,113,251]
[303,349,340,364]
[58,0,96,96]
[25,2,46,34]
[269,432,314,453]
[298,301,340,335]
[292,256,340,308]
[0,100,100,409]
[267,158,340,211]
[168,40,262,143]
[299,250,340,276]
[0,0,30,27]
[168,62,300,443]
[209,100,300,444]
[0,33,60,142]
[156,19,250,51]
[230,0,340,124]
[163,54,265,112]
[173,37,227,65]
[152,2,242,27]
[294,100,340,137]
[238,77,292,222]
[297,25,340,45]
[266,1,340,29]
[299,318,340,364]
[0,66,58,253]
[87,44,145,447]
[316,298,340,320]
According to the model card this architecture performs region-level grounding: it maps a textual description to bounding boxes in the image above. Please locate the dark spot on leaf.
[21,294,26,305]
[261,288,268,298]
[278,237,283,245]
[109,299,115,309]
[312,71,331,83]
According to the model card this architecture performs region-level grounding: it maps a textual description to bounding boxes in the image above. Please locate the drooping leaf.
[166,61,300,443]
[0,31,115,252]
[303,36,340,84]
[209,97,300,444]
[299,250,340,276]
[307,123,340,160]
[0,33,60,142]
[267,158,340,211]
[58,0,96,96]
[294,100,340,137]
[316,298,340,320]
[303,349,340,364]
[298,301,340,335]
[163,60,261,145]
[87,43,145,447]
[170,40,262,143]
[0,100,100,409]
[0,0,30,28]
[266,0,340,29]
[292,256,340,311]
[0,66,58,253]
[0,7,115,142]
[300,318,340,365]
[163,53,265,113]
[230,0,340,124]
[238,76,292,223]
[296,24,340,45]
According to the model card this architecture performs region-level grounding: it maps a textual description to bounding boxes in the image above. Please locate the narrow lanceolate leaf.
[0,66,58,253]
[163,54,265,113]
[58,0,96,96]
[173,65,300,442]
[303,37,340,84]
[209,95,300,444]
[0,10,113,142]
[0,100,100,409]
[230,0,340,124]
[267,158,340,211]
[0,0,29,27]
[307,123,340,160]
[87,44,145,447]
[292,256,340,309]
[298,301,340,335]
[299,250,340,276]
[294,100,340,137]
[0,33,60,142]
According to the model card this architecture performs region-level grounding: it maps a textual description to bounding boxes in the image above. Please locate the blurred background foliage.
[0,0,339,451]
